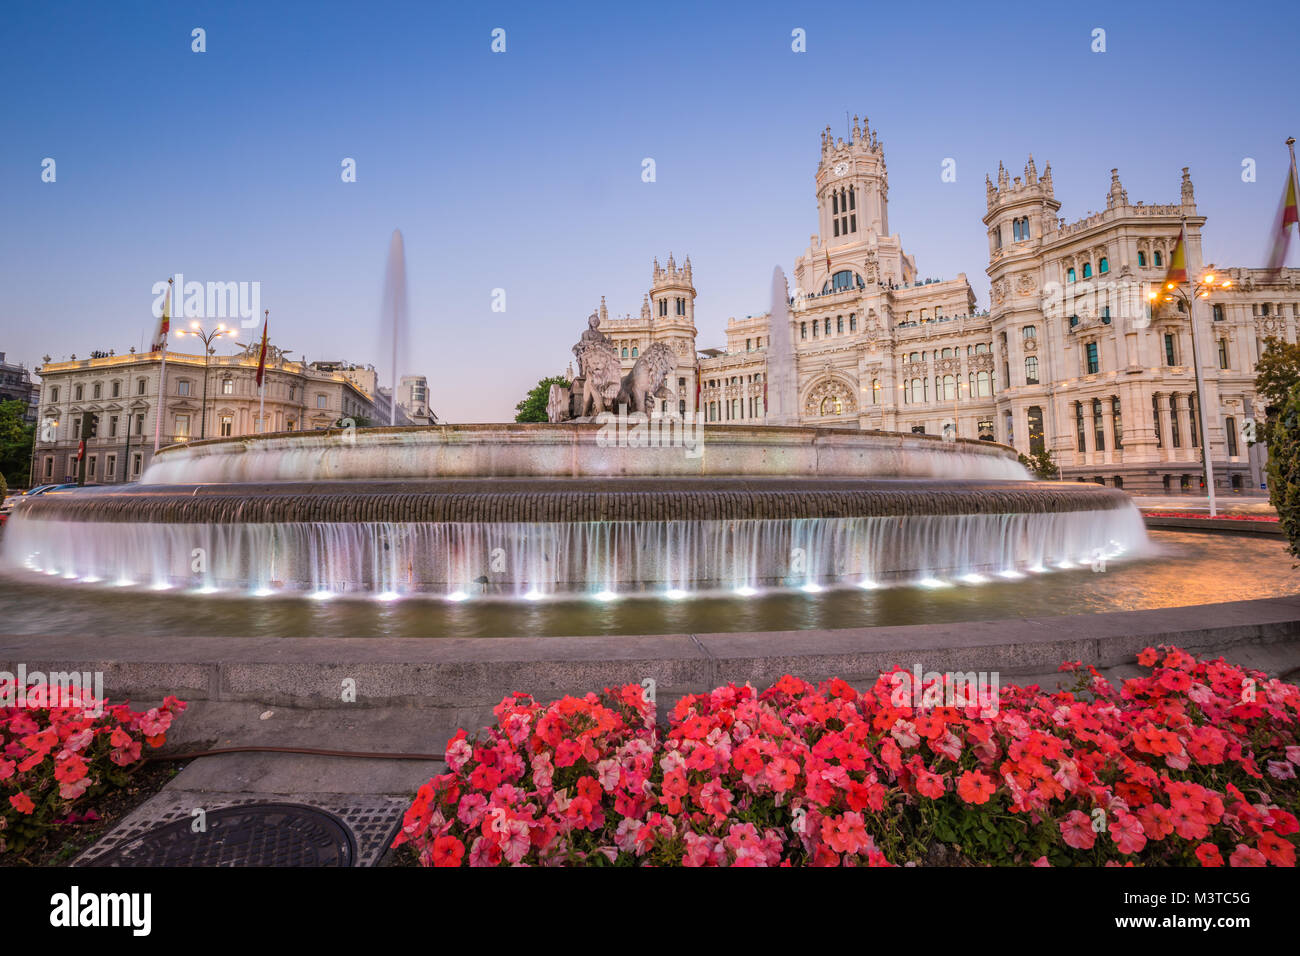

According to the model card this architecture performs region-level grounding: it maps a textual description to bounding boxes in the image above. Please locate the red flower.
[432,835,465,867]
[956,771,995,805]
[1194,843,1223,867]
[1257,832,1296,868]
[9,791,35,815]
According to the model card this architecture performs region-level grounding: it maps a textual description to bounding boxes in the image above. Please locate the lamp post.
[175,321,232,440]
[1150,246,1232,517]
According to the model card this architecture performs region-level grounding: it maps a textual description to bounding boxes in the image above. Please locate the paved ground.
[1131,494,1275,515]
[76,704,445,867]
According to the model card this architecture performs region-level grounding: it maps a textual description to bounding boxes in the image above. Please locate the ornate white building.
[587,118,1296,494]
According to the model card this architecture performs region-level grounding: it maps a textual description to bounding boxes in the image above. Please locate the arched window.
[1099,257,1109,274]
[1025,355,1039,384]
[1154,250,1163,267]
[939,375,955,401]
[976,370,991,397]
[800,322,807,339]
[1093,399,1105,451]
[631,347,638,357]
[871,379,880,404]
[974,343,988,354]
[1067,267,1076,283]
[1082,263,1092,279]
[941,347,953,358]
[1138,251,1146,267]
[621,348,628,358]
[1023,325,1036,339]
[822,270,861,294]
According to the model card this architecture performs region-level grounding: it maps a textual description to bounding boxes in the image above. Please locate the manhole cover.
[86,803,356,867]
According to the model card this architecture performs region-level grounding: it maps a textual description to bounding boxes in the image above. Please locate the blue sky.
[2,0,1298,421]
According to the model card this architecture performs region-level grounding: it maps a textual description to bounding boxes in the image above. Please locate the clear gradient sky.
[2,0,1298,421]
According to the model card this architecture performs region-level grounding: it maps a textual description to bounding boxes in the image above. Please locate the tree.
[0,400,34,490]
[1253,336,1300,449]
[1266,381,1300,561]
[515,376,569,423]
[1017,448,1059,480]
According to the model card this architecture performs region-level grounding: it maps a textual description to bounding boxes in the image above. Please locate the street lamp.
[1149,253,1232,517]
[175,321,233,440]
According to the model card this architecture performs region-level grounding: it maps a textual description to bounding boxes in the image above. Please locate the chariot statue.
[569,312,622,418]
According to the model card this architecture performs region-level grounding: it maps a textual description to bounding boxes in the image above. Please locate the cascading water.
[5,509,1146,599]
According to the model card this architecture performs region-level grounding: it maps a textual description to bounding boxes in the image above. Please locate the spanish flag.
[1164,225,1188,286]
[1266,151,1299,275]
[151,279,171,353]
[254,312,269,388]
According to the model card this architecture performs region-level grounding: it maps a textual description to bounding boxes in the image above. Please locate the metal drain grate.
[84,803,356,867]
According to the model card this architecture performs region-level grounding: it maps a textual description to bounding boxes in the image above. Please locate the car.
[3,486,79,522]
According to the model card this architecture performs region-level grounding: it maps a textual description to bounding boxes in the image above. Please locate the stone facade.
[590,118,1294,495]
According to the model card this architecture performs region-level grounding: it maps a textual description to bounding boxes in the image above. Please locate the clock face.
[833,161,849,176]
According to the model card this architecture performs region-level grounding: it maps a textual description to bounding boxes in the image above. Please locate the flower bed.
[394,648,1299,866]
[1,682,187,857]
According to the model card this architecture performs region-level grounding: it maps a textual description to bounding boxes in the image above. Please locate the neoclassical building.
[588,118,1297,494]
[31,341,380,485]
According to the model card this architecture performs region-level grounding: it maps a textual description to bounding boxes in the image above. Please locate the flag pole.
[153,277,172,455]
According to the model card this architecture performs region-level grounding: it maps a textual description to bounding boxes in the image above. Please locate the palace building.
[592,117,1297,494]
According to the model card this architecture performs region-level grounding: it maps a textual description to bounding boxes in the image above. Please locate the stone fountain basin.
[16,477,1130,524]
[134,422,1030,485]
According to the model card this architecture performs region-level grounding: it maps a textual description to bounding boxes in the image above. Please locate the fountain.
[1,287,1148,600]
[382,229,409,427]
[764,266,799,426]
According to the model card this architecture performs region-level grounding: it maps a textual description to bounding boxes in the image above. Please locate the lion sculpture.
[616,341,678,415]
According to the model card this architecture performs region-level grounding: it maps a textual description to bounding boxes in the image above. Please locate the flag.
[151,281,171,352]
[1163,225,1188,286]
[694,354,701,415]
[254,313,269,388]
[1266,158,1299,275]
[825,246,832,273]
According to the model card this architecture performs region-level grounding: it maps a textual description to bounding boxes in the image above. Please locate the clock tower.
[816,115,889,244]
[796,115,916,296]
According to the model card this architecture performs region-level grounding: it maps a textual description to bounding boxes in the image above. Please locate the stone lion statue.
[616,341,678,414]
[570,312,622,418]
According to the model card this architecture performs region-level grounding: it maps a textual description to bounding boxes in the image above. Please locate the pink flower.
[1229,844,1267,867]
[1108,812,1147,855]
[457,793,487,827]
[595,758,621,791]
[1060,810,1096,850]
[698,780,735,821]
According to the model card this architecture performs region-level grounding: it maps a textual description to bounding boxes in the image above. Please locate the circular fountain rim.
[138,422,1031,485]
